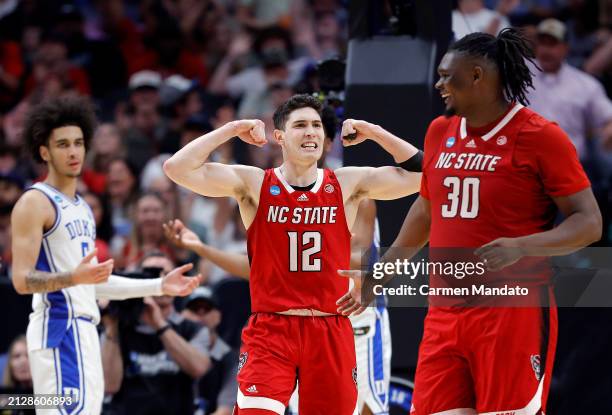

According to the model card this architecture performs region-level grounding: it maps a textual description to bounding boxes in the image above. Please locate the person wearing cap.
[528,18,612,244]
[158,74,204,155]
[128,70,162,109]
[183,287,238,415]
[528,18,612,158]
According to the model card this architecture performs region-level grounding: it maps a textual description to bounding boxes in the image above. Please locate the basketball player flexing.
[163,106,399,415]
[338,29,602,414]
[163,94,421,414]
[10,97,201,414]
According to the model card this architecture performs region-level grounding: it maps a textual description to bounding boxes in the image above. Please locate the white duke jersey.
[26,182,99,351]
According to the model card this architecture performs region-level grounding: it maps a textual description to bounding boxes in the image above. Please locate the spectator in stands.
[121,192,174,270]
[209,26,311,118]
[528,18,612,158]
[158,75,204,154]
[123,102,164,173]
[237,0,293,30]
[1,335,32,392]
[529,18,612,245]
[128,70,162,110]
[182,287,238,415]
[101,251,211,415]
[83,191,113,262]
[452,0,517,40]
[24,35,91,97]
[0,33,24,113]
[83,123,124,195]
[106,158,138,253]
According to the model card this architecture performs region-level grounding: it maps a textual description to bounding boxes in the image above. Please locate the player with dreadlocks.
[337,28,602,414]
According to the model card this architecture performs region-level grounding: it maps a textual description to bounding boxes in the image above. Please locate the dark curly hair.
[273,94,322,130]
[450,28,538,106]
[23,96,97,163]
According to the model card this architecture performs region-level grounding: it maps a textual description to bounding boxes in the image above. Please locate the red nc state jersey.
[421,103,590,285]
[247,168,351,314]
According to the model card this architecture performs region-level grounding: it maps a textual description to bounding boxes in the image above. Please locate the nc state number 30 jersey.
[247,168,351,314]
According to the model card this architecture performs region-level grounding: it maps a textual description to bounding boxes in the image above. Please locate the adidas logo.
[297,193,309,201]
[246,385,258,393]
[466,139,477,148]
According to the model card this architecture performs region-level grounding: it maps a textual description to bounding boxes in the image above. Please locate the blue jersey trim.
[58,327,81,414]
[36,245,51,348]
[25,187,62,237]
[40,182,82,206]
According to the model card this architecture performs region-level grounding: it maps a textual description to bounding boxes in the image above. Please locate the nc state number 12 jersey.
[247,168,351,314]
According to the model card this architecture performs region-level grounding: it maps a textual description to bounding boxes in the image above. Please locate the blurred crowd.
[0,0,611,413]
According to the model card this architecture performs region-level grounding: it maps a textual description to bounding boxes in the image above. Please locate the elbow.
[105,378,122,395]
[12,278,29,295]
[190,356,212,379]
[103,367,123,394]
[587,210,603,245]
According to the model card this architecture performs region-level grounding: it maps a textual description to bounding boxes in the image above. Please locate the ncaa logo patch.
[496,135,507,146]
[324,184,334,193]
[445,136,456,148]
[54,195,63,204]
[238,352,248,373]
[269,185,281,196]
[530,354,541,381]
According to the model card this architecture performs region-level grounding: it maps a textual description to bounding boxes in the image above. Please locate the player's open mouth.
[441,92,451,104]
[301,142,318,150]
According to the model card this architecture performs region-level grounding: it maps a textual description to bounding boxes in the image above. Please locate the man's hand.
[163,219,202,251]
[335,269,373,316]
[340,119,380,146]
[161,263,202,296]
[231,120,267,147]
[141,297,167,330]
[474,237,524,271]
[73,249,114,284]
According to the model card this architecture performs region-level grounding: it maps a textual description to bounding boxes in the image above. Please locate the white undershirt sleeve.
[95,275,163,300]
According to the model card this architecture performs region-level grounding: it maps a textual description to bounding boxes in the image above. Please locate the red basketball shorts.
[234,313,358,415]
[411,289,558,415]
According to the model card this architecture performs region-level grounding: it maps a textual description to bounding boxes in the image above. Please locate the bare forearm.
[515,212,601,256]
[23,270,74,293]
[159,329,211,378]
[101,330,123,393]
[208,57,233,94]
[192,242,251,280]
[371,125,419,163]
[164,123,236,176]
[584,37,612,76]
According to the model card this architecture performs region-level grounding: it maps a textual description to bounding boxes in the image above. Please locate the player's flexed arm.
[163,120,266,227]
[335,119,423,227]
[11,191,113,294]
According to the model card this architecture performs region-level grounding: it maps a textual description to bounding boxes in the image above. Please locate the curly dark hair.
[449,28,538,106]
[23,96,97,163]
[273,94,322,130]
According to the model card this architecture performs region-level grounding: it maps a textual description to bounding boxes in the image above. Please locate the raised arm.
[11,191,113,294]
[335,119,422,203]
[163,120,266,199]
[164,220,251,280]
